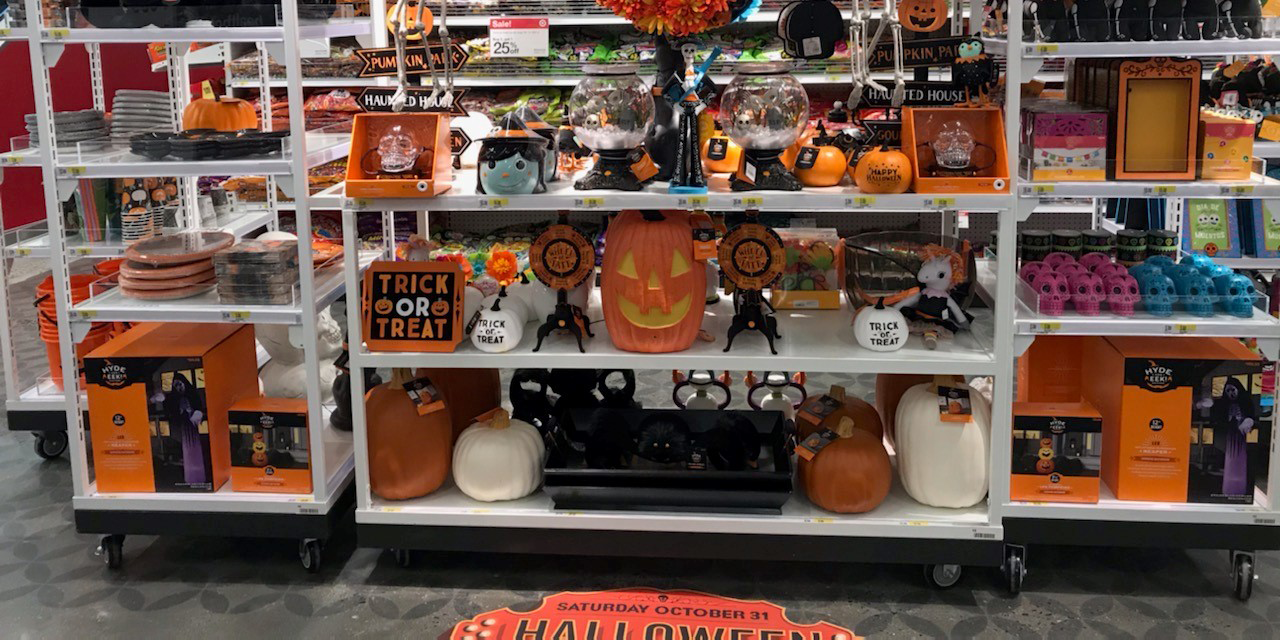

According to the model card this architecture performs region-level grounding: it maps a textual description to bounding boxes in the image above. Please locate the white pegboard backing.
[429,210,950,238]
[961,211,1095,245]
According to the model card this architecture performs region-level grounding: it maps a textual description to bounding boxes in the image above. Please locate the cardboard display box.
[344,112,453,198]
[1012,401,1103,503]
[229,397,311,494]
[85,323,258,493]
[1082,336,1264,504]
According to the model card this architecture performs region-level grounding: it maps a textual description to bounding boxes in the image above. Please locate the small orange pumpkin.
[701,130,743,173]
[385,1,434,39]
[901,0,948,32]
[793,144,848,187]
[799,417,892,513]
[182,97,258,132]
[852,146,912,194]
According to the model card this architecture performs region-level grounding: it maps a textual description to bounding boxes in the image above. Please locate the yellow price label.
[1034,322,1061,333]
[2,156,20,165]
[0,28,11,37]
[481,197,508,209]
[348,198,371,210]
[222,310,251,322]
[13,248,30,257]
[1032,184,1055,194]
[560,511,584,516]
[1032,43,1059,54]
[46,28,69,39]
[290,497,313,502]
[469,508,492,514]
[380,506,403,512]
[576,196,605,208]
[1146,185,1176,195]
[77,310,97,319]
[1168,323,1197,334]
[810,517,835,524]
[64,166,86,176]
[733,196,764,209]
[679,195,709,208]
[73,247,92,256]
[927,197,956,208]
[848,196,877,207]
[825,75,843,83]
[1222,185,1254,195]
[905,520,930,526]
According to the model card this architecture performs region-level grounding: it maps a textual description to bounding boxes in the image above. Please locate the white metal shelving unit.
[990,24,1280,595]
[17,0,373,571]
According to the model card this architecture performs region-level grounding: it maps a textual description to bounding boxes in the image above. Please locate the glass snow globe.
[568,64,655,191]
[719,62,810,191]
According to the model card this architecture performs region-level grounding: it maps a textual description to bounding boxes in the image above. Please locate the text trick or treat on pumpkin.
[363,261,465,352]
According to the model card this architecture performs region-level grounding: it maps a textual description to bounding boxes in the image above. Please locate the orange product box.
[900,106,1009,194]
[85,323,258,493]
[1016,335,1083,402]
[1081,336,1263,503]
[1011,401,1103,503]
[344,112,453,198]
[229,397,311,494]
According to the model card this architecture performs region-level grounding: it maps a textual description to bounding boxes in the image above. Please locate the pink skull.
[1079,252,1113,273]
[1104,274,1141,316]
[1043,252,1077,270]
[1070,272,1106,315]
[1056,263,1089,279]
[1019,261,1049,283]
[1094,262,1128,281]
[1031,271,1071,316]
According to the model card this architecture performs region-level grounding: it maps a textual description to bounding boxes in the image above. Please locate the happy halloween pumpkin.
[852,147,912,194]
[901,0,948,32]
[601,210,707,353]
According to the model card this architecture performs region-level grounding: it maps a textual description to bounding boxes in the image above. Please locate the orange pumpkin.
[800,417,892,513]
[366,368,452,500]
[793,144,848,187]
[701,131,743,173]
[796,385,883,440]
[852,146,912,194]
[182,97,258,132]
[901,0,948,31]
[601,210,707,352]
[385,1,434,39]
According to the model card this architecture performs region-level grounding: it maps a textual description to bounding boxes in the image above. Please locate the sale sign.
[445,589,857,640]
[488,17,550,58]
[362,261,465,352]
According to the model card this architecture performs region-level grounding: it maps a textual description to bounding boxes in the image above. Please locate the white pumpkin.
[895,377,991,508]
[483,288,532,324]
[471,298,522,353]
[853,298,908,352]
[453,409,545,502]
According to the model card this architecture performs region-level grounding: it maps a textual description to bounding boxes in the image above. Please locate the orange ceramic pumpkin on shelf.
[701,128,743,173]
[852,146,912,194]
[416,367,502,439]
[366,368,452,500]
[601,210,707,353]
[901,0,948,31]
[799,417,892,513]
[182,97,258,132]
[796,385,883,440]
[793,126,849,187]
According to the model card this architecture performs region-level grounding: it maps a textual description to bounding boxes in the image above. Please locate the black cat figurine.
[635,413,692,464]
[700,414,763,471]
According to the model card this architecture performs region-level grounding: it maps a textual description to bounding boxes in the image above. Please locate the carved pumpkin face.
[852,147,913,194]
[602,211,708,353]
[1035,458,1055,474]
[1038,446,1054,460]
[901,0,947,32]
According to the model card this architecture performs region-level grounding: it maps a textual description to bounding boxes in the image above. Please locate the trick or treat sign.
[363,261,465,352]
[444,589,857,640]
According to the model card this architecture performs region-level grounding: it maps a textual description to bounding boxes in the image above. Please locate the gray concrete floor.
[1,271,1279,638]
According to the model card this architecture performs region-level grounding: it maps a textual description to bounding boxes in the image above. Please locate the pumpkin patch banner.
[362,261,465,352]
[444,589,857,640]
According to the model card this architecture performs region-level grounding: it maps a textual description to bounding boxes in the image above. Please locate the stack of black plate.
[130,130,288,161]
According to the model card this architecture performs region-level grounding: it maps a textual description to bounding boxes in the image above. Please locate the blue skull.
[1164,264,1202,293]
[1215,273,1256,318]
[1145,255,1176,270]
[1205,264,1234,281]
[1128,263,1164,283]
[1140,274,1177,317]
[1179,274,1216,317]
[1181,254,1214,273]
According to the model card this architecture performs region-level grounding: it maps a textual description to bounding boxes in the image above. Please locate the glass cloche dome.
[568,64,654,152]
[718,62,809,151]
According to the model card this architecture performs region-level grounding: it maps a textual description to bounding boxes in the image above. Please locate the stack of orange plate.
[119,231,234,300]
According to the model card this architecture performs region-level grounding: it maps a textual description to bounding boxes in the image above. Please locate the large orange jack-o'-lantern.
[901,0,948,32]
[602,210,707,353]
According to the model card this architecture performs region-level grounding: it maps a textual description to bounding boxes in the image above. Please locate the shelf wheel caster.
[95,534,124,570]
[298,539,322,573]
[1004,545,1026,595]
[1232,550,1255,601]
[924,564,963,589]
[34,431,67,460]
[392,548,413,569]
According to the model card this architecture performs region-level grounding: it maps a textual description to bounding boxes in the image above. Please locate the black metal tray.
[544,409,793,514]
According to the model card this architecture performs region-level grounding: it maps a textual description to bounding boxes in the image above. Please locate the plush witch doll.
[476,113,548,195]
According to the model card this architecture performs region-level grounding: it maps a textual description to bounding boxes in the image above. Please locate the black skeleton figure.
[1028,0,1071,40]
[1111,0,1150,40]
[1069,0,1111,40]
[1183,0,1222,39]
[1149,0,1185,39]
[1220,0,1262,38]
